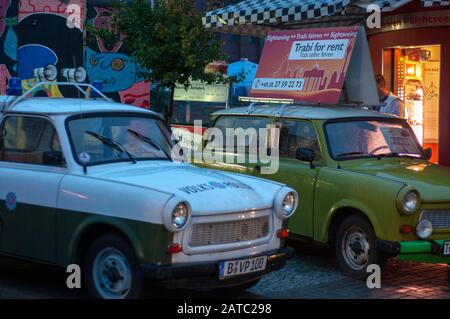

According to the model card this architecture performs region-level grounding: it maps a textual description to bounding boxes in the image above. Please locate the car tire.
[84,234,143,299]
[335,215,386,280]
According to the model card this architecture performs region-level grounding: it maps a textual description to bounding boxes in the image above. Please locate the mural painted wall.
[0,0,17,95]
[0,1,150,108]
[18,0,85,97]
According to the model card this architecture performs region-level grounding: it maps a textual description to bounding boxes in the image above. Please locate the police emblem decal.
[5,192,17,211]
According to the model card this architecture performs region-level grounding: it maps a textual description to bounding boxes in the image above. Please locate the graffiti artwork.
[0,1,149,107]
[85,6,150,108]
[85,48,144,93]
[0,0,16,94]
[17,0,85,97]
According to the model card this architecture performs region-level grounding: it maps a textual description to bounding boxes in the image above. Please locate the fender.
[63,214,145,267]
[318,198,382,243]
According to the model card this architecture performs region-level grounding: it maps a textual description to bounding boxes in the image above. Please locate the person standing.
[375,74,404,117]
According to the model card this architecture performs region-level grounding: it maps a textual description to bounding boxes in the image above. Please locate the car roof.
[2,97,160,117]
[212,105,399,120]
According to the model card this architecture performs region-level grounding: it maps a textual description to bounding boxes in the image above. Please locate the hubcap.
[341,226,370,271]
[93,247,132,299]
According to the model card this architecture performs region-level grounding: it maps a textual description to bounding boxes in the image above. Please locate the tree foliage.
[91,0,229,122]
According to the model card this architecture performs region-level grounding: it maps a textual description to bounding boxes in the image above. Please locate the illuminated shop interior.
[383,45,441,163]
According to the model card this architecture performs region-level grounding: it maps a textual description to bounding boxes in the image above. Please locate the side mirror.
[423,148,432,161]
[43,151,64,166]
[296,147,315,163]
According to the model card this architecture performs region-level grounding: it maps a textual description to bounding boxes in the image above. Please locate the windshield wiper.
[85,131,137,164]
[335,152,377,158]
[127,129,172,161]
[375,152,422,159]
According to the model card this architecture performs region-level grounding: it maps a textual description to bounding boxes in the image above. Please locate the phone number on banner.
[252,78,305,91]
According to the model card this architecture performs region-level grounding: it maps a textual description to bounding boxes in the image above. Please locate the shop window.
[383,45,440,163]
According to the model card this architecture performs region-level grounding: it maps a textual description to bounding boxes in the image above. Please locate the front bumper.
[378,239,450,263]
[140,248,291,289]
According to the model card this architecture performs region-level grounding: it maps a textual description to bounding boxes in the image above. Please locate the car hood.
[341,159,450,203]
[89,161,285,215]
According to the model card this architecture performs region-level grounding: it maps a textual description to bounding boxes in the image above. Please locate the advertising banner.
[251,26,366,104]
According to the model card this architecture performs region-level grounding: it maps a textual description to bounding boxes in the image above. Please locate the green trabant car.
[199,104,450,279]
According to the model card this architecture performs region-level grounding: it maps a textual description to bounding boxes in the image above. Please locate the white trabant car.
[0,83,296,299]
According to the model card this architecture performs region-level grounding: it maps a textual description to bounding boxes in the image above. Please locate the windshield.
[325,120,423,160]
[67,115,173,166]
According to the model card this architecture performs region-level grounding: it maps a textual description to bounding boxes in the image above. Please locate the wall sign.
[423,60,440,144]
[174,81,229,103]
[368,10,450,35]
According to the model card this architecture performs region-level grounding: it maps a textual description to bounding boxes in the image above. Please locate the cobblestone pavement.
[250,250,450,299]
[0,247,449,299]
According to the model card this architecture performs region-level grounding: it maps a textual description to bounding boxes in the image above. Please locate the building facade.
[368,1,450,165]
[202,0,265,63]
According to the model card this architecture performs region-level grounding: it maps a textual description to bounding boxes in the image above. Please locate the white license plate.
[219,256,267,279]
[443,241,450,256]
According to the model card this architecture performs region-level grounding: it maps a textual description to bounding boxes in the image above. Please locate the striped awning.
[203,0,352,29]
[204,0,450,30]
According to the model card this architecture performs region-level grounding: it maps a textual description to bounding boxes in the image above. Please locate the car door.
[0,114,66,263]
[253,119,322,238]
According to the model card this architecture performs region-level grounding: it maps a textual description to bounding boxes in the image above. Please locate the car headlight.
[403,191,420,214]
[416,219,433,239]
[282,193,296,216]
[163,198,191,232]
[275,188,298,219]
[172,202,189,230]
[396,187,420,215]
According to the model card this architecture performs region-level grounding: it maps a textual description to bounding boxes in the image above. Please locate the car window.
[207,116,271,154]
[277,120,322,161]
[0,115,66,167]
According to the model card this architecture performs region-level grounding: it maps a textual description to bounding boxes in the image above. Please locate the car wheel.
[84,234,143,299]
[335,215,386,280]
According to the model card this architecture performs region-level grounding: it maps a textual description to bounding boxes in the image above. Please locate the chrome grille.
[421,210,450,229]
[190,216,270,247]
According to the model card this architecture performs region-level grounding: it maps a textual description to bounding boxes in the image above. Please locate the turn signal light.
[277,229,290,239]
[168,243,183,254]
[399,225,414,234]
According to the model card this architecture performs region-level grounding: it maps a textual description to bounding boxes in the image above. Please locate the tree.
[92,0,228,123]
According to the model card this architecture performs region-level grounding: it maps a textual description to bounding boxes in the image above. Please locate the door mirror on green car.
[296,147,315,163]
[424,148,432,161]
